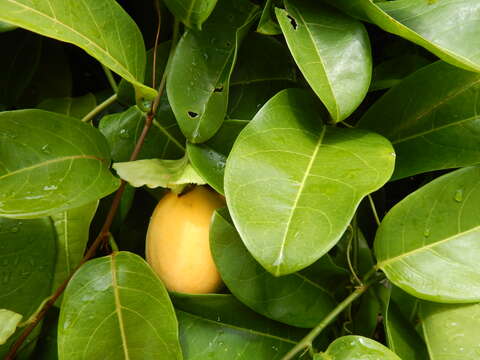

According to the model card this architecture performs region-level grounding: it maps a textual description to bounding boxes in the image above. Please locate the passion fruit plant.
[1,0,480,359]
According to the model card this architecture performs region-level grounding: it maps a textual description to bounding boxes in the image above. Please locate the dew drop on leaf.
[424,228,430,237]
[119,129,130,139]
[10,226,19,233]
[454,189,463,202]
[41,144,51,154]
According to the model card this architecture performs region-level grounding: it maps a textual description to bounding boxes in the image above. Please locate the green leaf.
[58,252,182,360]
[167,0,259,143]
[375,166,480,302]
[0,110,120,218]
[187,119,248,194]
[420,301,480,360]
[230,33,296,86]
[210,209,336,328]
[172,293,305,359]
[384,287,428,360]
[0,30,42,108]
[316,336,401,360]
[276,0,371,122]
[99,105,185,162]
[322,0,480,73]
[113,155,205,193]
[0,217,56,357]
[0,20,16,32]
[37,94,97,119]
[359,61,480,180]
[163,0,218,30]
[50,202,98,293]
[0,0,154,100]
[224,89,395,275]
[0,309,22,345]
[257,0,281,35]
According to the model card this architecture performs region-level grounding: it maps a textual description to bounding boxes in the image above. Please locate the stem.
[81,93,118,123]
[151,0,162,90]
[102,65,118,93]
[368,194,381,226]
[5,11,177,360]
[281,279,378,360]
[346,225,362,286]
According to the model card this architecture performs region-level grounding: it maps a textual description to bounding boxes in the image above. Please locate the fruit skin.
[146,186,225,294]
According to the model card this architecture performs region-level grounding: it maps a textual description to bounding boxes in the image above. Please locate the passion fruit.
[146,186,225,294]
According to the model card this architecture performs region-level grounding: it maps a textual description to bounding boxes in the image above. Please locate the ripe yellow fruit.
[146,186,225,294]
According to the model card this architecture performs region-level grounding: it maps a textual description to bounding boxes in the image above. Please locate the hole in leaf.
[214,86,223,93]
[188,111,199,118]
[287,15,298,30]
[225,41,232,47]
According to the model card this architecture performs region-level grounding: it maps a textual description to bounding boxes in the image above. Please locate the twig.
[102,65,118,93]
[81,93,118,123]
[5,12,179,360]
[368,194,381,226]
[151,0,162,90]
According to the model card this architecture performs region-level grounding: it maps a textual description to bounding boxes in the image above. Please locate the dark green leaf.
[163,0,218,30]
[375,166,480,302]
[224,89,395,275]
[276,0,371,122]
[0,0,154,99]
[187,119,248,194]
[420,301,480,360]
[167,0,259,143]
[210,209,337,328]
[58,252,182,360]
[0,20,16,32]
[99,105,185,162]
[257,0,281,35]
[37,94,97,119]
[359,61,480,180]
[0,110,120,218]
[0,217,56,357]
[316,336,401,360]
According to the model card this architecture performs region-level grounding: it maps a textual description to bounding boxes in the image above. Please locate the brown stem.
[5,11,174,360]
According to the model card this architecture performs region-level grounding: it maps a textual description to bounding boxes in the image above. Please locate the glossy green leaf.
[113,155,205,193]
[172,293,304,359]
[211,209,337,327]
[58,252,182,360]
[0,217,56,357]
[50,202,98,292]
[99,105,185,162]
[384,287,428,360]
[167,0,259,143]
[257,0,281,35]
[163,0,218,30]
[37,94,96,119]
[370,53,432,91]
[0,30,41,108]
[0,0,154,100]
[0,309,22,345]
[276,0,371,122]
[359,61,480,180]
[375,166,480,302]
[0,20,16,32]
[321,0,480,73]
[187,119,247,194]
[0,110,120,218]
[316,336,401,360]
[420,301,480,360]
[230,33,296,86]
[224,89,395,275]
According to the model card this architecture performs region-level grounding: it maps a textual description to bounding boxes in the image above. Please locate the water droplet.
[3,273,11,284]
[41,144,51,154]
[203,53,209,60]
[423,228,430,237]
[43,185,58,191]
[271,346,279,352]
[273,253,284,267]
[10,227,19,233]
[454,189,463,202]
[119,129,130,139]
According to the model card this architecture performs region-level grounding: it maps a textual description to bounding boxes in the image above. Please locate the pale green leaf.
[316,336,401,360]
[167,0,259,143]
[0,0,155,99]
[276,0,371,122]
[113,156,205,193]
[375,166,480,302]
[0,309,22,345]
[163,0,218,30]
[0,110,120,218]
[224,89,395,275]
[359,61,480,180]
[58,252,182,360]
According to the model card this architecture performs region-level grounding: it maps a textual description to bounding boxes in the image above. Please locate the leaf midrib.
[111,253,130,360]
[4,0,135,81]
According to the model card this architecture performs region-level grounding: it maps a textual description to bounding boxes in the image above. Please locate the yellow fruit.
[146,186,225,294]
